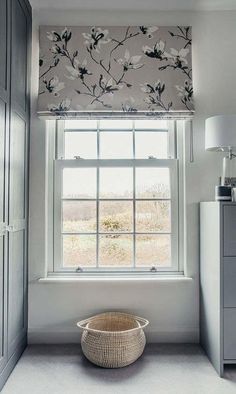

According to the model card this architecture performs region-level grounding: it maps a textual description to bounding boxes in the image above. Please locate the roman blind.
[38,25,193,118]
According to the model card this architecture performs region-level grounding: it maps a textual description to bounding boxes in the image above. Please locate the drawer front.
[223,205,236,256]
[224,260,236,307]
[224,309,236,359]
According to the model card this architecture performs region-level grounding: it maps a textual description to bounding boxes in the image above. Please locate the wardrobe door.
[0,0,10,375]
[7,0,30,358]
[0,99,7,374]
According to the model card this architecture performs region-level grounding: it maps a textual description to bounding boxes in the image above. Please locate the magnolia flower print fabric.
[38,26,193,116]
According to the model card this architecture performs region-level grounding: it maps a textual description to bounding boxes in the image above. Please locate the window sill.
[37,275,192,284]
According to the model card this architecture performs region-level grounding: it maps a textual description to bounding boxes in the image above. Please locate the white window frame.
[51,119,183,275]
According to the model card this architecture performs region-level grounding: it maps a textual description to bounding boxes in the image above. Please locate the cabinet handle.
[0,224,16,234]
[6,225,15,232]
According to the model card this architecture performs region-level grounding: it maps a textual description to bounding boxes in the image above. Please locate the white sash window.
[51,119,183,274]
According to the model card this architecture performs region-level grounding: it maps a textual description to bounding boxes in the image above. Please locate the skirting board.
[28,329,199,344]
[0,336,27,391]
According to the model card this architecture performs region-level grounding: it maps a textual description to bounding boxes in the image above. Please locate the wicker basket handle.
[77,314,149,333]
[133,315,149,329]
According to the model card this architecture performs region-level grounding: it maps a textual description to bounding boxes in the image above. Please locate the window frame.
[51,119,182,275]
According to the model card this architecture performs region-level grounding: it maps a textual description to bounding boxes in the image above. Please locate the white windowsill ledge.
[37,276,193,284]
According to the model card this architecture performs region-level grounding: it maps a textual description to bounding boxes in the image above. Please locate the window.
[53,119,181,274]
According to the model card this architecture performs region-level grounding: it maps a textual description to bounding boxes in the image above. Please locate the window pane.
[99,119,133,130]
[99,235,133,267]
[63,235,96,267]
[63,168,96,198]
[136,201,171,232]
[63,201,96,233]
[136,168,170,199]
[65,132,97,159]
[134,119,168,130]
[136,234,171,267]
[100,132,133,159]
[64,120,97,129]
[99,201,133,232]
[100,168,133,198]
[135,132,168,158]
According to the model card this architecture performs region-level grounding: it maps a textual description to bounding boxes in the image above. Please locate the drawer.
[224,309,236,359]
[223,205,236,256]
[224,260,236,307]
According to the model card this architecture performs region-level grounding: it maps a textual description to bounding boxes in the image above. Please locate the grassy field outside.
[62,197,171,268]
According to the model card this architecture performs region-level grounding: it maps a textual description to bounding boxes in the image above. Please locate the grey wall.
[28,9,235,344]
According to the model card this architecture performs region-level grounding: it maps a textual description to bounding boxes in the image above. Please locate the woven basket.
[77,312,149,368]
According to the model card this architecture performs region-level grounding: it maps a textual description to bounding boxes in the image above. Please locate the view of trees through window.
[56,119,176,271]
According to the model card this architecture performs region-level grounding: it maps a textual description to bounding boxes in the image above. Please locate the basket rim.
[77,312,149,334]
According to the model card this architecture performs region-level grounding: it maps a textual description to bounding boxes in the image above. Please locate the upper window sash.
[55,120,177,161]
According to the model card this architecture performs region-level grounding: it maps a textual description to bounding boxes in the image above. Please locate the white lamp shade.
[205,115,236,151]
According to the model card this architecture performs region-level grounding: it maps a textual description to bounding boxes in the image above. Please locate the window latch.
[150,266,157,272]
[74,155,84,160]
[75,266,83,273]
[148,155,156,159]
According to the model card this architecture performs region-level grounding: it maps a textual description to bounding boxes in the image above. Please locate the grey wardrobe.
[0,0,31,389]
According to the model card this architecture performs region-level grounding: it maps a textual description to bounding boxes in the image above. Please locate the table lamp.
[205,115,236,200]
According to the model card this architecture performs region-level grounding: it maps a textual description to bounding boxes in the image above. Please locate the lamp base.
[222,156,236,185]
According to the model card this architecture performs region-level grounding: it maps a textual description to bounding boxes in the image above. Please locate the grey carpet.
[2,344,236,394]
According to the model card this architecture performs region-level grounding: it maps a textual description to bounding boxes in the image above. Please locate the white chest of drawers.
[200,201,236,376]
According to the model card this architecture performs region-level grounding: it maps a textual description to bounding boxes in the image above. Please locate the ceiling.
[30,0,236,11]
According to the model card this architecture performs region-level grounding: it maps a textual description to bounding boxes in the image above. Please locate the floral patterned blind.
[38,25,194,118]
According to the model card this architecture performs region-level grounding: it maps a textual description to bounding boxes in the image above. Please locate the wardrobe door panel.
[9,113,26,222]
[0,237,4,357]
[0,236,6,374]
[8,231,25,357]
[0,0,8,93]
[0,100,6,224]
[11,0,27,113]
[8,111,27,358]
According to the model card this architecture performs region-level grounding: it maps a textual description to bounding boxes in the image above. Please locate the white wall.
[28,9,236,344]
